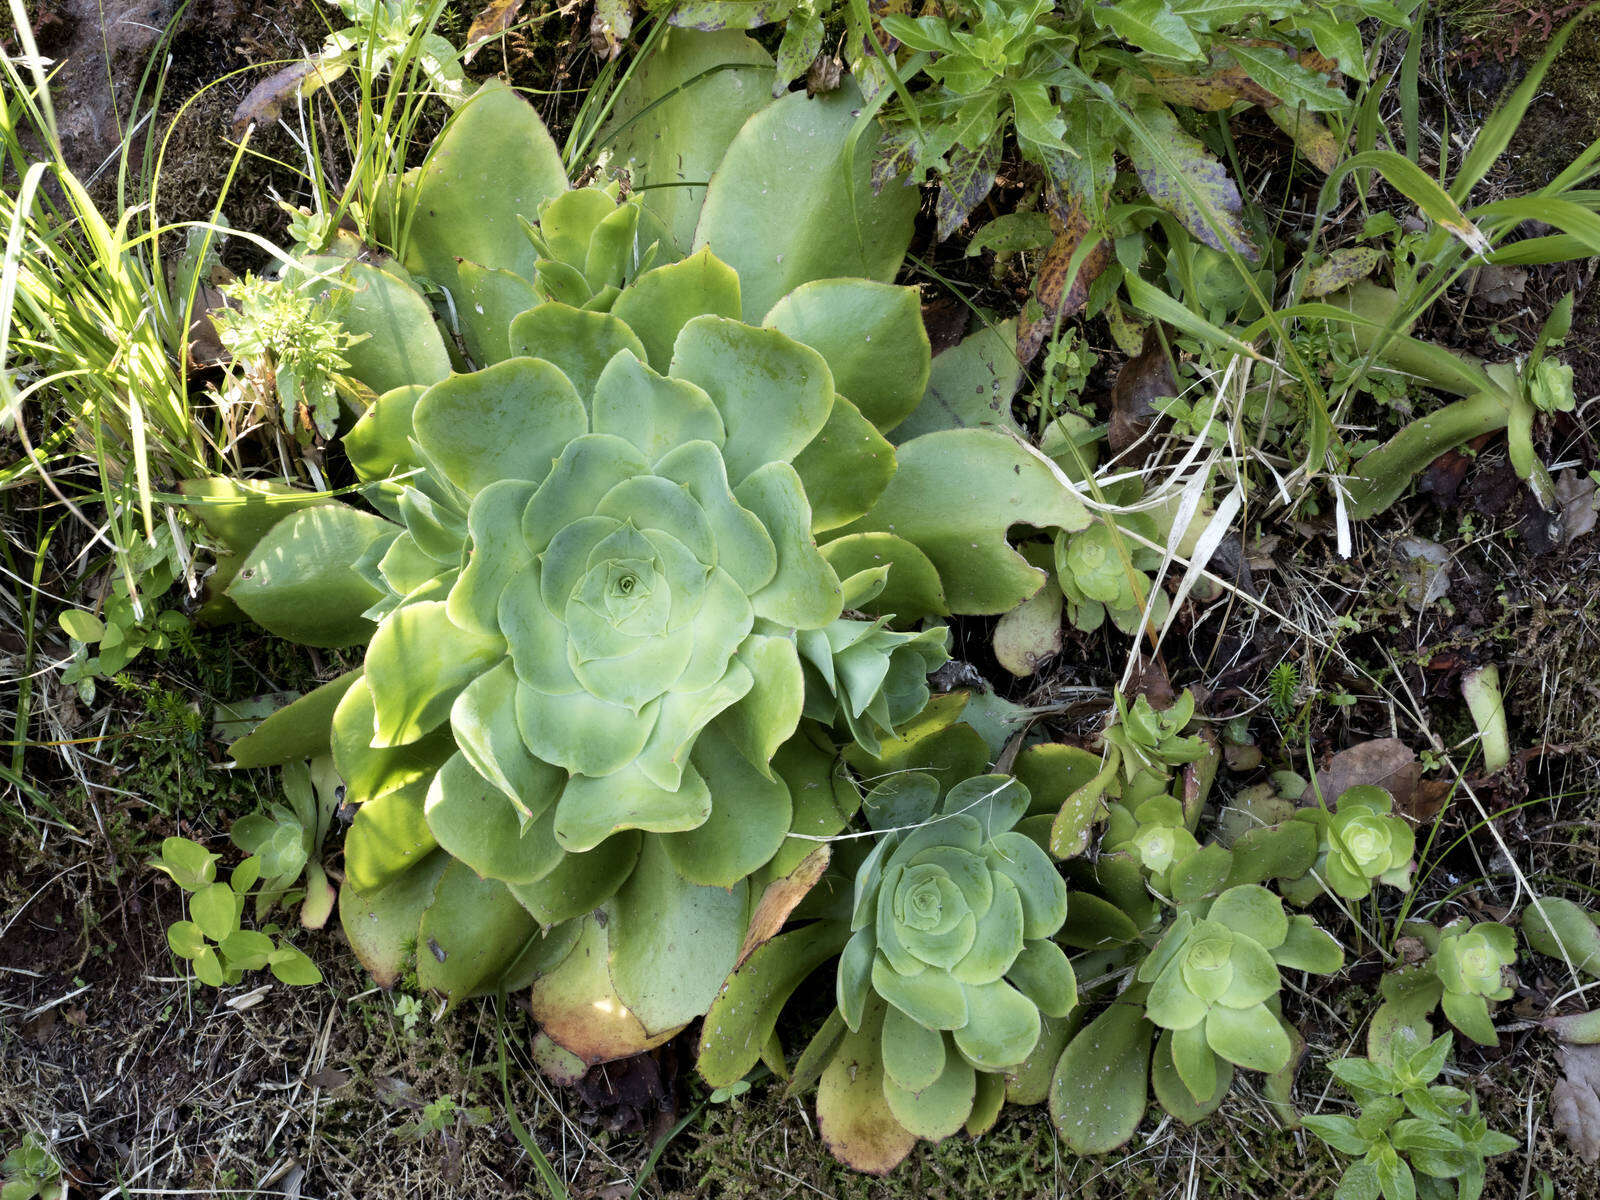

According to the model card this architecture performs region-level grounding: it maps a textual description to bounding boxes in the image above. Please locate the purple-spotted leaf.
[1127,101,1257,260]
[936,138,1001,242]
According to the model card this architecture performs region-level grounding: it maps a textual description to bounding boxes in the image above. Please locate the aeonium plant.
[696,765,1075,1174]
[194,30,1088,1078]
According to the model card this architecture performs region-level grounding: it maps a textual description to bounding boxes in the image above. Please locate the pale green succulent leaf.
[447,481,536,636]
[344,384,428,484]
[508,827,641,925]
[1273,914,1345,974]
[881,1002,948,1092]
[983,832,1068,940]
[375,531,442,599]
[528,913,670,1066]
[424,752,564,885]
[343,780,438,894]
[952,978,1041,1069]
[838,428,1091,615]
[862,774,941,833]
[520,434,652,553]
[601,28,775,255]
[838,928,875,1031]
[1440,989,1500,1045]
[732,462,843,628]
[514,678,657,778]
[1156,1026,1232,1118]
[949,873,1025,984]
[873,956,969,1031]
[893,319,1024,444]
[715,635,804,777]
[508,303,647,398]
[610,248,743,372]
[403,78,567,291]
[819,533,950,619]
[1204,1004,1291,1073]
[584,200,641,293]
[365,602,505,747]
[331,677,456,807]
[1207,884,1290,950]
[608,838,749,1037]
[1147,956,1209,1030]
[591,350,727,462]
[312,259,452,394]
[538,187,619,268]
[764,279,931,434]
[1005,938,1077,1019]
[395,487,467,563]
[416,859,538,1006]
[455,260,540,367]
[883,1051,976,1140]
[790,393,898,533]
[555,759,711,852]
[228,506,395,647]
[660,717,792,877]
[694,81,917,322]
[339,851,448,988]
[1216,933,1282,1010]
[671,315,834,485]
[412,356,588,496]
[228,669,360,768]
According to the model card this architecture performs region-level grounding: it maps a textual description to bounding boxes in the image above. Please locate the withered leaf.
[935,138,1001,242]
[1303,247,1384,297]
[1127,101,1257,261]
[464,0,529,61]
[1016,193,1111,365]
[1133,60,1275,112]
[1301,737,1420,813]
[232,58,348,134]
[1108,325,1176,455]
[1266,103,1343,173]
[1554,1042,1600,1163]
[736,845,830,966]
[589,0,634,61]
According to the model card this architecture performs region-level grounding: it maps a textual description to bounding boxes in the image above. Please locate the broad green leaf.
[1153,1026,1232,1120]
[402,78,568,292]
[763,279,931,434]
[1229,45,1349,113]
[455,261,541,367]
[610,249,743,374]
[1050,997,1153,1153]
[819,533,949,619]
[415,859,537,1006]
[661,720,792,886]
[228,506,395,647]
[331,676,456,807]
[599,28,775,254]
[694,80,919,321]
[342,385,427,484]
[697,920,851,1088]
[1093,0,1202,59]
[507,826,640,924]
[896,320,1017,448]
[608,837,749,1036]
[267,944,323,985]
[1205,1004,1291,1072]
[167,920,206,959]
[364,602,504,747]
[190,882,239,943]
[1523,895,1600,979]
[424,752,563,885]
[157,837,217,891]
[58,610,103,643]
[789,394,897,533]
[339,852,448,987]
[883,1051,976,1139]
[507,304,647,399]
[229,670,361,768]
[449,661,567,817]
[316,260,451,394]
[343,780,439,894]
[412,356,588,496]
[734,463,845,628]
[837,428,1090,615]
[671,315,835,485]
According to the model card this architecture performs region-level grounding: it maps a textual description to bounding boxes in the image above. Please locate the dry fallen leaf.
[1301,737,1420,813]
[463,0,528,62]
[736,846,830,967]
[1555,468,1598,544]
[1016,193,1112,366]
[1553,1042,1600,1163]
[1108,326,1176,456]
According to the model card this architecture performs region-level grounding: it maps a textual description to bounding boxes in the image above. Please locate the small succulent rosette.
[1432,919,1516,1044]
[1281,784,1416,905]
[1140,885,1343,1101]
[697,771,1074,1173]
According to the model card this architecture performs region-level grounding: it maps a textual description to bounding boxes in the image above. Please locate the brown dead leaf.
[464,0,528,62]
[1016,190,1111,365]
[806,50,843,97]
[572,1044,677,1137]
[1108,325,1176,456]
[1265,103,1343,173]
[1472,264,1528,306]
[232,58,347,134]
[1403,778,1453,824]
[1301,737,1420,813]
[736,846,830,967]
[1553,1042,1600,1163]
[1555,468,1598,544]
[306,1068,351,1091]
[1133,61,1274,111]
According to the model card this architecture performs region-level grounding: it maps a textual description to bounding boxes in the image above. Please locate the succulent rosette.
[1282,784,1416,904]
[1433,919,1516,1045]
[1139,885,1342,1101]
